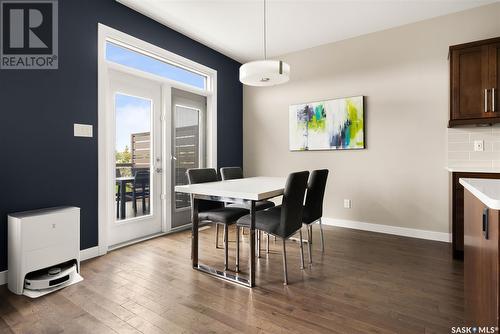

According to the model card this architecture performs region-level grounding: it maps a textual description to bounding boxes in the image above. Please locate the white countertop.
[459,178,500,210]
[446,167,500,173]
[175,176,287,201]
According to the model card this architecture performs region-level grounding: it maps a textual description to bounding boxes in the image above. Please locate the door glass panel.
[115,93,152,221]
[175,105,200,210]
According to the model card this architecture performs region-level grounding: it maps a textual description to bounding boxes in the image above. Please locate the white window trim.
[97,23,218,255]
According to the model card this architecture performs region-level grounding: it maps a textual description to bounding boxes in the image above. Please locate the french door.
[108,69,163,246]
[98,25,217,253]
[106,69,208,246]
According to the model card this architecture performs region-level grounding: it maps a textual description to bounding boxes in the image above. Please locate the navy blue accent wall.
[0,0,242,271]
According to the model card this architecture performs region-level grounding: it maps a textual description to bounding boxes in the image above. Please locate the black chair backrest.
[279,171,310,237]
[134,170,150,190]
[186,168,224,211]
[220,167,243,180]
[304,169,329,223]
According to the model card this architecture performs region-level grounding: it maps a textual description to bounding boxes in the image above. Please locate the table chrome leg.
[299,229,305,270]
[266,233,270,254]
[215,223,220,249]
[307,224,312,264]
[224,224,229,271]
[282,238,288,285]
[236,226,240,272]
[319,218,325,253]
[249,201,256,287]
[191,196,199,266]
[189,196,257,288]
[257,230,261,258]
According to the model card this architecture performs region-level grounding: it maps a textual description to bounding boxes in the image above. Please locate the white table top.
[174,176,287,201]
[460,178,500,210]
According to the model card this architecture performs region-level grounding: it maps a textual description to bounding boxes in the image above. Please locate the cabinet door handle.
[483,208,489,240]
[485,89,489,113]
[493,88,496,112]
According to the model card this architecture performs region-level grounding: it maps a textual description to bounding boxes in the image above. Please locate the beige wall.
[243,3,500,234]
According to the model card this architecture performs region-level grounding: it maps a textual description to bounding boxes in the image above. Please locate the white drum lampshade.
[239,60,290,87]
[239,0,291,87]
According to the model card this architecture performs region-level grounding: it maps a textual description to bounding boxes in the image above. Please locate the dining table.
[116,176,135,219]
[175,176,286,288]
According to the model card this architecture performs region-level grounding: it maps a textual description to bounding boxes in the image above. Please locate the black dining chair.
[219,167,276,251]
[303,169,329,264]
[187,168,248,271]
[237,171,310,285]
[132,170,150,215]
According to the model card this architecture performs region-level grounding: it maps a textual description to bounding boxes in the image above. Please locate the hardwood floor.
[0,225,463,334]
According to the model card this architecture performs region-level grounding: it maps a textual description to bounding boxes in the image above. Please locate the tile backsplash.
[447,124,500,169]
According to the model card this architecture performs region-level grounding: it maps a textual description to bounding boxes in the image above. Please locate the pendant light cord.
[263,0,267,60]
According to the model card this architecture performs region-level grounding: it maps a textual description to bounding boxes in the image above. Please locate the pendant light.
[239,0,290,86]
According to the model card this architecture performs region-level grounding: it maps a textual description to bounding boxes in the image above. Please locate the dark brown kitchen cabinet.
[450,37,500,127]
[464,189,500,327]
[451,172,500,260]
[490,42,500,111]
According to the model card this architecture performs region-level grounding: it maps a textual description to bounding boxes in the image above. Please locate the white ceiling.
[117,0,496,63]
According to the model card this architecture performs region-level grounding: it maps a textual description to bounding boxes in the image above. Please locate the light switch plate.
[473,140,484,152]
[74,124,93,138]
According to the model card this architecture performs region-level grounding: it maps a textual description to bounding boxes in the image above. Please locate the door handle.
[155,157,162,173]
[485,89,489,113]
[483,208,489,240]
[493,88,496,112]
[171,155,177,161]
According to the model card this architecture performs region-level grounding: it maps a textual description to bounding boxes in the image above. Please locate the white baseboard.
[322,218,451,243]
[0,270,6,286]
[80,246,100,261]
[0,246,100,286]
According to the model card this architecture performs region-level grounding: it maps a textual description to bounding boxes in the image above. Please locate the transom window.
[105,41,207,89]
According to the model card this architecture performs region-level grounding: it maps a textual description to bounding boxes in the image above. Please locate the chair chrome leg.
[299,229,305,270]
[266,233,270,254]
[224,224,229,271]
[257,230,261,258]
[215,224,220,249]
[236,226,240,272]
[307,224,313,264]
[319,218,325,253]
[282,238,288,285]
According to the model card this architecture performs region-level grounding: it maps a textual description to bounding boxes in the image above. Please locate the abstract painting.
[289,96,364,151]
